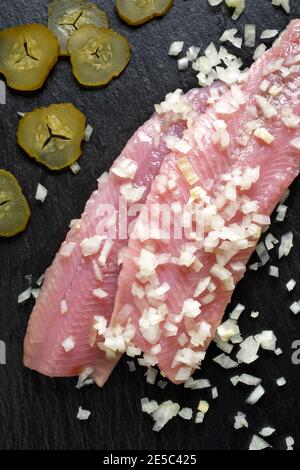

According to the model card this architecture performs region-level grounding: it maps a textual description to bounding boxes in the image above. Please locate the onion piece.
[249,434,270,450]
[244,24,256,48]
[157,380,168,389]
[272,0,290,14]
[70,162,81,174]
[234,411,248,429]
[290,301,300,315]
[77,406,91,421]
[253,44,267,61]
[141,398,159,414]
[213,353,238,369]
[286,279,296,292]
[259,427,276,437]
[151,400,180,432]
[178,407,193,420]
[35,183,48,203]
[250,311,260,318]
[18,287,32,303]
[127,360,136,372]
[276,377,286,386]
[245,384,265,405]
[0,80,6,104]
[84,124,93,142]
[260,29,279,39]
[168,41,184,56]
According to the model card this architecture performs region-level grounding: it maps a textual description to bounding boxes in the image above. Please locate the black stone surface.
[0,0,300,451]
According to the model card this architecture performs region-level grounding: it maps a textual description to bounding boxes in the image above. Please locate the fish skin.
[23,87,214,386]
[111,20,300,384]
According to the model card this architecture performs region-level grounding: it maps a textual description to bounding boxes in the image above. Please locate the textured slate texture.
[0,0,300,451]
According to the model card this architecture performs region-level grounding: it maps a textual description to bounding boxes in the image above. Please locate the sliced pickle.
[0,24,59,91]
[0,170,31,237]
[115,0,173,26]
[48,0,109,56]
[17,103,86,171]
[68,25,131,87]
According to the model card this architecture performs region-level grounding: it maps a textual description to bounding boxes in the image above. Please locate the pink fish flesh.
[110,20,300,383]
[23,87,215,385]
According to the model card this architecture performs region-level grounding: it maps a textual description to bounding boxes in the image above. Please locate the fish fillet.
[111,20,300,383]
[23,87,215,385]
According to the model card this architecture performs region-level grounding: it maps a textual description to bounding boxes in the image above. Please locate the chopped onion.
[234,411,248,429]
[80,236,103,257]
[18,287,32,304]
[84,124,93,142]
[141,398,159,414]
[290,301,300,315]
[278,231,293,258]
[195,411,205,424]
[213,353,238,369]
[260,29,279,39]
[286,436,294,450]
[256,241,270,266]
[244,25,256,48]
[239,373,262,386]
[178,407,193,420]
[93,288,108,299]
[197,400,209,413]
[146,366,158,385]
[275,347,283,356]
[230,303,245,320]
[255,330,277,351]
[70,162,81,174]
[168,41,184,56]
[276,377,286,386]
[31,288,40,299]
[211,387,218,399]
[76,367,94,389]
[254,127,274,144]
[286,279,296,292]
[225,0,245,20]
[208,0,223,5]
[245,384,265,405]
[259,427,276,437]
[250,311,260,318]
[272,0,290,14]
[249,434,270,450]
[151,400,180,432]
[62,336,75,352]
[253,44,267,61]
[265,233,279,250]
[268,265,279,278]
[184,377,211,390]
[60,242,76,258]
[178,57,189,70]
[35,183,48,203]
[60,300,68,315]
[276,204,288,222]
[236,335,259,364]
[77,406,91,421]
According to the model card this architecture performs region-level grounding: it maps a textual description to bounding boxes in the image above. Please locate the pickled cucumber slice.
[68,25,131,87]
[17,103,86,171]
[116,0,173,26]
[0,170,31,237]
[0,24,59,91]
[48,0,109,56]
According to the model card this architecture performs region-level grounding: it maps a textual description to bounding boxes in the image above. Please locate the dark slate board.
[0,0,300,451]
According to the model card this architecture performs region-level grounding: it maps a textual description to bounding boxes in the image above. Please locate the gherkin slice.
[0,24,59,91]
[48,0,109,56]
[17,103,86,171]
[115,0,173,26]
[0,170,31,237]
[68,25,131,87]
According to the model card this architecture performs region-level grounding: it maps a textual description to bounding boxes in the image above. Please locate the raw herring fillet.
[23,87,214,386]
[110,20,300,384]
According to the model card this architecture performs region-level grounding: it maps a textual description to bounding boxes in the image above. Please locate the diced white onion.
[249,434,270,450]
[290,301,300,315]
[234,411,248,429]
[168,41,184,56]
[278,231,293,258]
[259,427,276,437]
[253,44,267,61]
[286,279,296,292]
[246,384,265,405]
[18,287,32,304]
[62,336,75,352]
[178,407,193,420]
[70,162,81,174]
[276,377,286,386]
[268,265,279,278]
[151,401,180,432]
[77,406,91,420]
[260,29,279,39]
[213,353,238,369]
[244,24,256,48]
[84,124,93,142]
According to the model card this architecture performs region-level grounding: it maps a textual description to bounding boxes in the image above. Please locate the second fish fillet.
[23,87,215,385]
[110,20,300,383]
